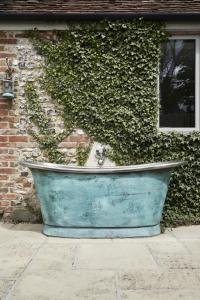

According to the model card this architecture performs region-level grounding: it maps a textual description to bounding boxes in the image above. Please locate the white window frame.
[158,35,200,132]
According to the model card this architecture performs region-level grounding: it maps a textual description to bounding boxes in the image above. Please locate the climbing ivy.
[27,19,200,228]
[76,143,91,166]
[25,82,70,163]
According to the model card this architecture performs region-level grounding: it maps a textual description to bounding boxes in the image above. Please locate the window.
[159,36,199,131]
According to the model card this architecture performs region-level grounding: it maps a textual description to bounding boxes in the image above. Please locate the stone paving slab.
[22,242,77,274]
[74,243,159,270]
[0,223,200,300]
[118,269,200,290]
[121,289,200,300]
[171,225,200,239]
[0,280,14,300]
[6,271,117,300]
[181,239,200,255]
[0,239,43,279]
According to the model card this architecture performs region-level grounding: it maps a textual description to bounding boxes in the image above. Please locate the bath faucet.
[95,145,106,166]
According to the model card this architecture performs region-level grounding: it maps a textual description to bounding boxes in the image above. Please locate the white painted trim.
[0,21,200,31]
[166,22,200,32]
[159,127,198,133]
[195,36,200,131]
[0,22,70,31]
[158,35,200,132]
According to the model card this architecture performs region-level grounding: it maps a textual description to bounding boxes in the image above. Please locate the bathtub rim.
[21,160,184,174]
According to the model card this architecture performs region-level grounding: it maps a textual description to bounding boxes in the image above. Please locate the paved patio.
[0,223,200,300]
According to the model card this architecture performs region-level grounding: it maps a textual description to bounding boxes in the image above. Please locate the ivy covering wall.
[26,19,200,228]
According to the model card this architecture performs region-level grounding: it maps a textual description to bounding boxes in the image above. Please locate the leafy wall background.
[25,19,200,228]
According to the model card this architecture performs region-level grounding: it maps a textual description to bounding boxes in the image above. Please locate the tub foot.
[43,224,160,238]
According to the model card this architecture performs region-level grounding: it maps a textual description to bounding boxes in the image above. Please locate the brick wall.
[0,31,90,220]
[0,32,17,217]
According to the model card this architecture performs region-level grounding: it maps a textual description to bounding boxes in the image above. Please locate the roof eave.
[0,11,200,22]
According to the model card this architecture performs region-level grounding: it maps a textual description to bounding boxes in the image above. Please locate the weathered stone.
[75,243,158,270]
[23,188,42,223]
[0,225,200,298]
[9,208,38,224]
[121,289,200,300]
[0,33,89,217]
[118,269,200,290]
[0,279,14,299]
[8,270,116,300]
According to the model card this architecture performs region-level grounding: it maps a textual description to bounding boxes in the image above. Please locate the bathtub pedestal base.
[43,224,160,238]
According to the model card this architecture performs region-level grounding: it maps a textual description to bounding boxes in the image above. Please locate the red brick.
[0,116,17,123]
[0,38,17,44]
[0,175,8,180]
[0,123,9,129]
[0,155,16,161]
[0,143,9,147]
[0,110,8,117]
[9,136,28,142]
[0,168,16,174]
[0,53,14,58]
[0,66,8,72]
[0,98,10,104]
[0,194,16,200]
[0,32,7,38]
[15,33,26,38]
[0,136,8,142]
[0,103,10,109]
[0,201,10,206]
[69,135,90,142]
[0,116,18,123]
[0,188,8,193]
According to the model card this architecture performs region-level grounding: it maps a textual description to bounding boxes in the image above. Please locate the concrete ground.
[0,223,200,300]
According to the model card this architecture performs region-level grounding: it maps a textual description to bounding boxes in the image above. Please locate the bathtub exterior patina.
[22,160,184,238]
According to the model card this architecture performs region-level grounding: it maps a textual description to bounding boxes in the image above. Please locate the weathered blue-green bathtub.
[22,160,183,238]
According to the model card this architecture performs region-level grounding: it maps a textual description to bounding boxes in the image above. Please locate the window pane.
[159,39,195,128]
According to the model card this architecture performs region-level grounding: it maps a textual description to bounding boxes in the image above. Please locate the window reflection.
[160,39,195,128]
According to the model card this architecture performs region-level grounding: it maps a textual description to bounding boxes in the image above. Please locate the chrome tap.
[95,145,106,166]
